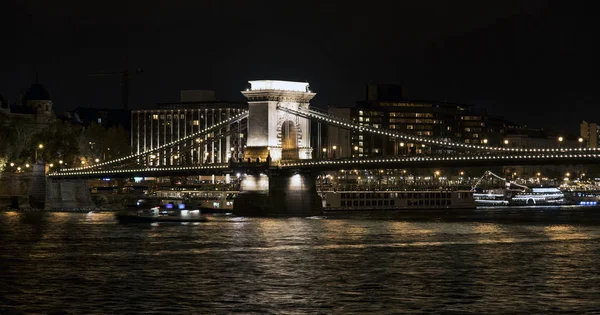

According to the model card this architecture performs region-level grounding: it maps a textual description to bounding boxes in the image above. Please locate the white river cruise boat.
[321,190,476,211]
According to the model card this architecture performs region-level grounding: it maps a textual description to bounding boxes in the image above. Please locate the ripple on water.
[1,210,600,313]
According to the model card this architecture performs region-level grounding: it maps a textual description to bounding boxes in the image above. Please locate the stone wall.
[233,171,323,217]
[0,173,31,210]
[45,179,96,210]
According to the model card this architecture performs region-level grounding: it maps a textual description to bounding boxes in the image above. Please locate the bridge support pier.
[45,179,95,210]
[233,170,323,217]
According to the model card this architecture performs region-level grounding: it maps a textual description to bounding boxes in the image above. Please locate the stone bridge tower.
[242,80,315,163]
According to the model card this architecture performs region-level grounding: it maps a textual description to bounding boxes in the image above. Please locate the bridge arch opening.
[281,120,299,160]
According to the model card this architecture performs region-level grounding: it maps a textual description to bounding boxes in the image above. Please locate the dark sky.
[1,0,598,134]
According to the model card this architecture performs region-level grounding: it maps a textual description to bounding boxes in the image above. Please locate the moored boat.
[320,190,476,211]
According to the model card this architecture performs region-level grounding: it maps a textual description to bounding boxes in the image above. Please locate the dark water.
[1,207,600,314]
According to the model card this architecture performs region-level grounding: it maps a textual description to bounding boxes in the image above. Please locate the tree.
[33,120,83,166]
[79,123,130,164]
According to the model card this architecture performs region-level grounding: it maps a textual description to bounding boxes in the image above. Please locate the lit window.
[193,120,199,126]
[359,117,363,122]
[152,114,158,120]
[407,125,414,130]
[359,111,363,116]
[97,118,102,124]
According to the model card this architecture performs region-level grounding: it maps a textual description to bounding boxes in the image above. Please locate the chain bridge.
[46,80,600,215]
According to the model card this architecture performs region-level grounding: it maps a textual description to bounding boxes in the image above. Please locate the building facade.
[327,84,507,158]
[131,91,247,166]
[580,121,599,148]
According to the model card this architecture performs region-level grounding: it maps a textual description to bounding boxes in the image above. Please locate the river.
[1,206,600,314]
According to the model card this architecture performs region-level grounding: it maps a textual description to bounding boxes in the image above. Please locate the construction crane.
[89,60,143,110]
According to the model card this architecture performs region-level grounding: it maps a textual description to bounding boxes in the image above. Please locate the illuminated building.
[328,83,505,158]
[131,90,247,165]
[580,120,599,148]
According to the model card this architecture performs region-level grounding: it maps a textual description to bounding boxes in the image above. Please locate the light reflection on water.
[1,208,600,314]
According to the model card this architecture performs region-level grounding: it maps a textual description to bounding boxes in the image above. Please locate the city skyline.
[2,1,597,134]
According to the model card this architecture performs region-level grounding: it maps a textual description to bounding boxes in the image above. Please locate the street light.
[95,158,100,163]
[35,144,44,161]
[59,160,63,164]
[558,136,564,149]
[483,139,488,144]
[504,139,509,145]
[322,147,327,159]
[332,145,337,159]
[9,162,14,167]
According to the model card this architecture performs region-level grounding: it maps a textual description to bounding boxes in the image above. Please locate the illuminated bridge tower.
[234,80,322,216]
[242,80,315,163]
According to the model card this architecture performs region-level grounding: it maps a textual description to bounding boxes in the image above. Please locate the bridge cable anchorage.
[55,111,248,173]
[276,105,598,154]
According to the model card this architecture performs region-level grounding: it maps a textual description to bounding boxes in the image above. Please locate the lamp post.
[483,139,488,145]
[578,137,584,148]
[353,145,359,157]
[35,144,44,162]
[322,148,327,159]
[332,145,337,159]
[504,139,509,147]
[558,136,564,149]
[399,142,405,155]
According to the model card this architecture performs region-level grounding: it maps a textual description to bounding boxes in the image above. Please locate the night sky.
[1,0,597,134]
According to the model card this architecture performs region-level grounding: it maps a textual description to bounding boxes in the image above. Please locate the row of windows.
[358,117,383,123]
[341,192,454,199]
[379,102,433,108]
[339,199,453,207]
[461,116,483,121]
[407,199,452,206]
[389,112,434,118]
[406,125,434,130]
[389,118,441,124]
[358,110,383,116]
[341,200,395,207]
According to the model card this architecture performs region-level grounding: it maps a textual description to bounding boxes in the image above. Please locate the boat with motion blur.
[115,203,208,223]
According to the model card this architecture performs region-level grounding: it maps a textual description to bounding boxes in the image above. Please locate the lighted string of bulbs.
[281,153,600,168]
[56,111,249,173]
[50,152,600,177]
[49,163,231,177]
[277,105,597,154]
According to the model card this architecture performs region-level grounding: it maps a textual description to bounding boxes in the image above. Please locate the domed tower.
[23,83,53,124]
